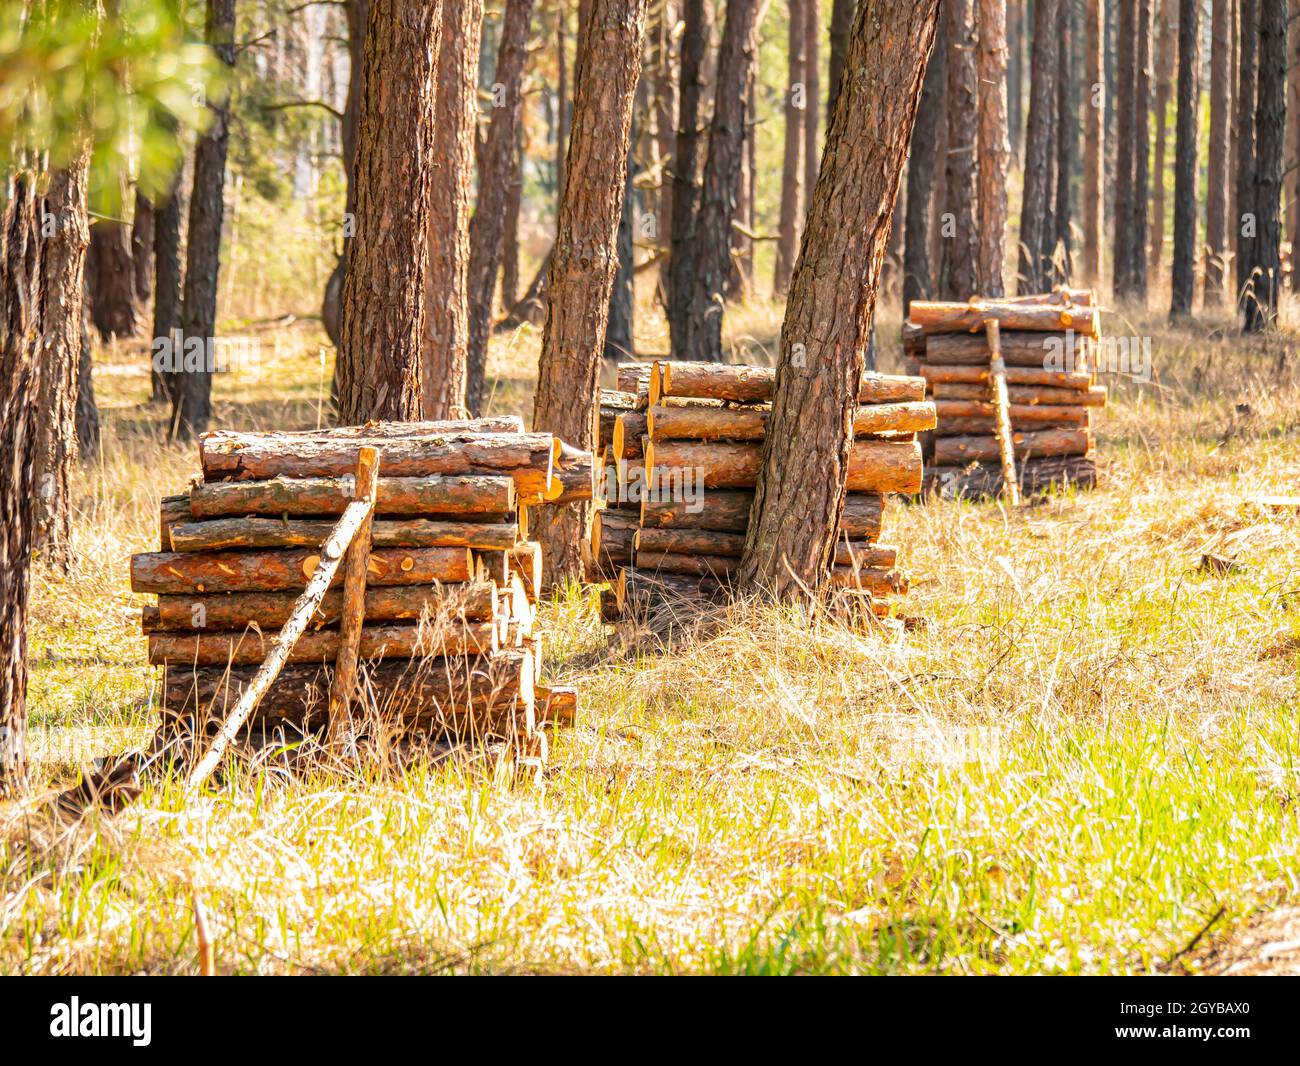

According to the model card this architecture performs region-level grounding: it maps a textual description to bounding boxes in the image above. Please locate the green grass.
[3,299,1299,974]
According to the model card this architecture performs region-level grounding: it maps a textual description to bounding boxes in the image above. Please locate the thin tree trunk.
[942,0,979,300]
[774,1,806,295]
[1082,0,1104,285]
[904,23,946,311]
[737,0,940,599]
[1290,0,1300,290]
[682,0,763,360]
[556,6,568,202]
[465,0,534,414]
[1236,0,1258,305]
[1150,0,1176,279]
[502,120,524,308]
[1245,0,1287,330]
[131,191,155,305]
[667,0,709,352]
[828,0,853,121]
[804,0,821,201]
[1113,0,1136,298]
[337,0,444,423]
[76,297,98,458]
[1017,0,1059,294]
[171,0,237,439]
[422,0,482,419]
[652,0,677,255]
[86,220,138,340]
[607,131,637,359]
[151,128,184,404]
[1169,0,1200,317]
[1131,0,1151,299]
[532,0,649,588]
[1205,0,1232,301]
[1008,0,1023,162]
[976,0,1010,297]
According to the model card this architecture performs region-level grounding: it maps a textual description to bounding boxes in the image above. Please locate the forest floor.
[2,298,1299,975]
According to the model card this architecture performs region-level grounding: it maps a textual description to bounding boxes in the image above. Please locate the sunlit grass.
[3,296,1298,974]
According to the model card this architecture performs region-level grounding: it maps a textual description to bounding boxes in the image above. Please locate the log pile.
[594,361,934,620]
[134,416,589,760]
[903,290,1107,497]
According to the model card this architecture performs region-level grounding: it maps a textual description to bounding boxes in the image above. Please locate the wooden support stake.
[985,319,1020,507]
[329,446,380,741]
[183,453,378,792]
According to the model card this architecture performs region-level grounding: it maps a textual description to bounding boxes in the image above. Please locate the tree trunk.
[803,0,821,202]
[774,1,806,296]
[531,0,649,588]
[1150,0,1176,279]
[1169,0,1200,318]
[1245,0,1287,330]
[86,220,138,340]
[941,0,979,300]
[337,1,445,424]
[1017,0,1059,294]
[1082,0,1104,285]
[131,191,155,304]
[171,0,237,439]
[1009,0,1024,161]
[1204,0,1231,301]
[682,0,763,361]
[422,0,482,419]
[151,129,184,403]
[1236,0,1258,306]
[607,133,637,359]
[977,0,1010,298]
[76,297,98,458]
[502,120,524,309]
[904,24,945,312]
[33,157,92,575]
[465,0,533,415]
[828,0,854,121]
[1130,0,1151,299]
[737,0,940,599]
[666,0,710,352]
[1113,0,1136,298]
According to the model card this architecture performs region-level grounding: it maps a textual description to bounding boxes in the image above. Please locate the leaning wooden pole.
[329,447,380,740]
[985,318,1020,506]
[184,450,379,791]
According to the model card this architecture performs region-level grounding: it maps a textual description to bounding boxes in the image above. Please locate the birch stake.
[985,318,1021,506]
[329,446,380,742]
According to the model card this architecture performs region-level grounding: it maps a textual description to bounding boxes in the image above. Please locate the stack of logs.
[903,290,1106,497]
[134,416,590,757]
[593,362,934,618]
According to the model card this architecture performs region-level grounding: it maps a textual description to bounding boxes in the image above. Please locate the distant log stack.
[594,362,933,620]
[903,290,1107,497]
[136,416,590,758]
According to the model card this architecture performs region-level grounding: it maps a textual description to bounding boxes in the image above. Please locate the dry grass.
[3,297,1299,974]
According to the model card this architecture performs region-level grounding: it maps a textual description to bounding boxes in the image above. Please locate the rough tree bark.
[337,0,444,423]
[774,0,806,296]
[1130,0,1151,299]
[1205,0,1231,302]
[1245,0,1287,331]
[1236,0,1258,307]
[131,191,154,304]
[666,0,709,353]
[1082,0,1104,285]
[803,0,820,206]
[1150,0,1176,279]
[737,0,940,599]
[977,0,1010,298]
[151,121,184,404]
[531,0,649,587]
[827,0,853,120]
[607,122,637,359]
[941,0,979,300]
[171,0,236,439]
[904,26,945,312]
[422,0,482,419]
[502,121,524,308]
[86,220,137,340]
[682,0,763,361]
[1017,0,1058,294]
[1113,0,1136,298]
[1169,0,1200,318]
[465,0,533,414]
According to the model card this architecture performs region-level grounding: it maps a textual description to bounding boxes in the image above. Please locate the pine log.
[199,431,556,500]
[142,582,499,633]
[615,568,725,613]
[933,427,1091,466]
[168,517,519,553]
[831,542,898,568]
[163,650,536,736]
[639,489,884,539]
[913,330,1094,367]
[160,495,189,550]
[908,299,1100,336]
[931,382,1107,406]
[329,446,380,728]
[933,399,1092,423]
[131,546,472,594]
[921,454,1099,497]
[599,390,637,449]
[535,686,578,728]
[633,550,737,578]
[645,438,922,494]
[613,412,648,462]
[656,362,926,404]
[300,416,524,437]
[645,400,936,441]
[149,620,499,667]
[189,474,515,519]
[826,566,910,595]
[634,527,746,557]
[546,444,595,503]
[918,363,1094,390]
[592,508,637,567]
[938,415,1085,436]
[840,493,887,539]
[1006,285,1095,306]
[616,363,653,394]
[508,542,542,601]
